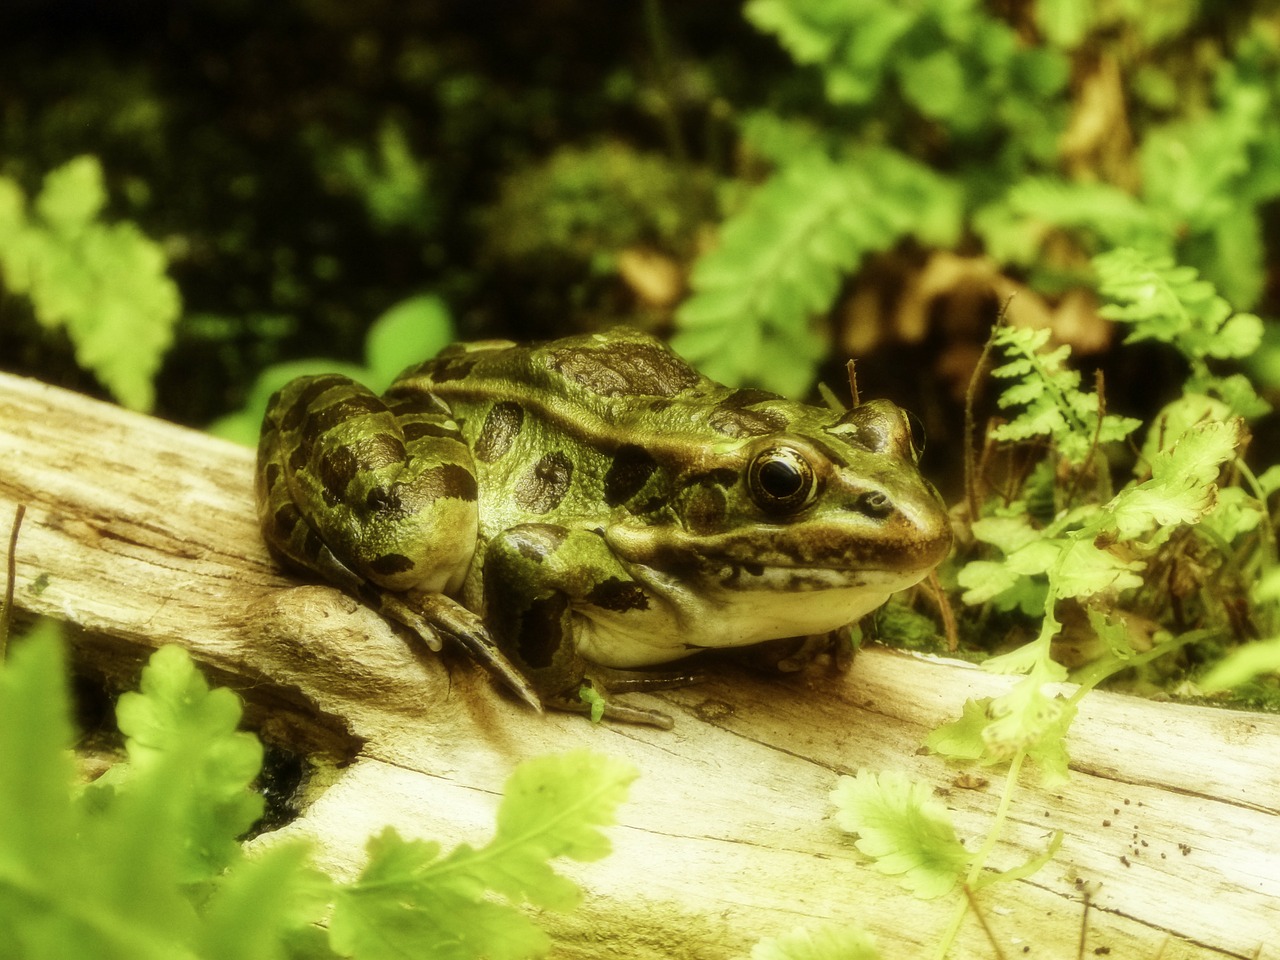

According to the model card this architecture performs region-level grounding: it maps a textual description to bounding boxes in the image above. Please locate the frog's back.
[397,329,704,409]
[395,328,814,444]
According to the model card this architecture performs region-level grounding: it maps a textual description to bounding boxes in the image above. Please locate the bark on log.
[1,369,1278,959]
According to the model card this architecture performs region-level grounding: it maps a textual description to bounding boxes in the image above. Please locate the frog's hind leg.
[257,374,478,595]
[256,375,540,712]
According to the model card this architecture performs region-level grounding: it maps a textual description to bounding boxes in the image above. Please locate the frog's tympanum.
[256,328,952,727]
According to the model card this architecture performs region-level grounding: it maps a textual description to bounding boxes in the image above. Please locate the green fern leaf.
[1094,247,1269,417]
[988,325,1140,465]
[674,147,957,393]
[329,750,637,960]
[0,156,180,411]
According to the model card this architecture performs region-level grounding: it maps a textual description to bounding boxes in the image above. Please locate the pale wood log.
[1,368,1277,959]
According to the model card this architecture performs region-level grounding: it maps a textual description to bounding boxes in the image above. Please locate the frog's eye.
[748,446,817,513]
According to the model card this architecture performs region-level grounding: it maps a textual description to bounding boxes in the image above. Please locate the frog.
[255,327,952,727]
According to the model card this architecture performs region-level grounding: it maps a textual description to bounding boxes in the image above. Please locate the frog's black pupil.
[760,458,803,498]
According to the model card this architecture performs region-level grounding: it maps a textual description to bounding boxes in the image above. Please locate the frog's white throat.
[573,564,927,669]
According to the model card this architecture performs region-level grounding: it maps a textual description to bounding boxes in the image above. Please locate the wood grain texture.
[1,369,1277,959]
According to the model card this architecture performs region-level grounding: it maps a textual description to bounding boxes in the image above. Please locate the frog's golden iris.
[257,328,952,727]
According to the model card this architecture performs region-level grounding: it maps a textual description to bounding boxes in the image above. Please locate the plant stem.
[2,503,26,661]
[934,750,1026,959]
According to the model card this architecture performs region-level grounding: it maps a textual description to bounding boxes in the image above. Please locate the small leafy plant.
[0,156,181,411]
[0,625,636,960]
[767,244,1279,960]
[946,248,1274,781]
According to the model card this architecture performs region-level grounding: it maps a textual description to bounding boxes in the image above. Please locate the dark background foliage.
[0,0,778,421]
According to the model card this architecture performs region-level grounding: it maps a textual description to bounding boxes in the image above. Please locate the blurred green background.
[2,0,1278,473]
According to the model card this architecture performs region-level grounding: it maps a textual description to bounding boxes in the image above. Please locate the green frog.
[256,328,951,727]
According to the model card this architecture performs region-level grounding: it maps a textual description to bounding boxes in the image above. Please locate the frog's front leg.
[482,523,680,728]
[256,374,539,710]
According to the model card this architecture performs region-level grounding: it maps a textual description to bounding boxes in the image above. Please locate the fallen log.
[1,369,1277,959]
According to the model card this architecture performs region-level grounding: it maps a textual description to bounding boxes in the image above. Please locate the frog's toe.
[546,686,675,730]
[381,591,543,712]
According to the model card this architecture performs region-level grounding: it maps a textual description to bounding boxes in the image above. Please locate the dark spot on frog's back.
[301,393,388,447]
[515,594,569,669]
[474,402,524,463]
[604,444,659,506]
[548,341,701,397]
[587,578,650,612]
[724,388,783,408]
[515,452,574,514]
[273,502,303,537]
[709,389,790,438]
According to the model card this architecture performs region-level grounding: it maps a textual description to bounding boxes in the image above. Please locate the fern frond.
[989,325,1139,466]
[1094,247,1269,418]
[673,148,958,394]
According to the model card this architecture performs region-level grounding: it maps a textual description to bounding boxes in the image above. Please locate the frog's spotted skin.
[257,328,952,726]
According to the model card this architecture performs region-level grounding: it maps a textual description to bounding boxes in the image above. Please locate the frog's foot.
[734,626,859,674]
[377,590,543,713]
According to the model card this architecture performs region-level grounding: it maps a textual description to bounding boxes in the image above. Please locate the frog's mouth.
[709,561,930,595]
[605,523,950,587]
[601,514,952,583]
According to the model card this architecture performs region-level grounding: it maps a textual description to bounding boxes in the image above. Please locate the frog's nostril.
[852,491,893,519]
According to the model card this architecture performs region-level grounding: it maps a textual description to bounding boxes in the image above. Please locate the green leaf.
[1033,0,1094,48]
[0,624,78,903]
[980,664,1075,782]
[675,147,958,393]
[747,0,1068,150]
[830,770,970,899]
[0,630,206,960]
[1094,248,1271,418]
[35,155,107,232]
[107,645,264,881]
[751,922,881,960]
[330,750,636,960]
[0,155,180,410]
[925,698,992,761]
[364,294,455,389]
[1200,637,1280,692]
[1110,418,1242,541]
[198,843,332,960]
[898,49,965,120]
[988,324,1140,466]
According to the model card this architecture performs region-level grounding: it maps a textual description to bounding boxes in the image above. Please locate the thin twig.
[963,883,1008,960]
[1076,888,1091,960]
[1,503,26,661]
[965,296,1014,521]
[1061,368,1108,510]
